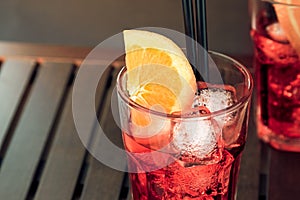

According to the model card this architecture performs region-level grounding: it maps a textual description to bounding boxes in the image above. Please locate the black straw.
[182,0,195,41]
[182,0,198,80]
[182,0,209,82]
[195,0,209,81]
[195,0,208,51]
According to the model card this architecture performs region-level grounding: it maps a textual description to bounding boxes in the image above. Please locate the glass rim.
[116,51,253,120]
[262,0,300,7]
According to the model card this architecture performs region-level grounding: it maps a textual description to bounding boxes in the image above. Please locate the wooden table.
[0,41,299,200]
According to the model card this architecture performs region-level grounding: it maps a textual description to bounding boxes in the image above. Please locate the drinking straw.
[182,0,209,81]
[182,0,195,41]
[195,0,209,81]
[195,0,208,51]
[182,0,199,80]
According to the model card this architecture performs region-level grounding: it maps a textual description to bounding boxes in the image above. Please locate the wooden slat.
[0,62,72,199]
[34,65,111,200]
[269,148,300,199]
[80,68,125,200]
[0,41,124,67]
[0,59,35,149]
[0,41,91,60]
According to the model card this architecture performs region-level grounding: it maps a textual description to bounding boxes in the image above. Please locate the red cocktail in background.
[250,0,300,151]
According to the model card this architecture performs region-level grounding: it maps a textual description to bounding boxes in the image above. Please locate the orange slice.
[123,30,197,126]
[274,0,300,55]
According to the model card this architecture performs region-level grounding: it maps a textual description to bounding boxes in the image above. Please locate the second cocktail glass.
[250,0,300,151]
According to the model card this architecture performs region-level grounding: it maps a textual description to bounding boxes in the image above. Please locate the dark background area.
[0,0,252,56]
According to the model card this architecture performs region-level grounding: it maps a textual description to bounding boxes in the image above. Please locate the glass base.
[258,121,300,152]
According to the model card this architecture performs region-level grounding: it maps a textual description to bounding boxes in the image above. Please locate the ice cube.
[172,115,221,161]
[194,84,242,147]
[194,86,237,125]
[193,86,236,113]
[165,149,234,197]
[266,23,289,43]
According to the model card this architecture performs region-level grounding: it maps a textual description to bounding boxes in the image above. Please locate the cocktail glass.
[250,0,300,151]
[117,51,253,199]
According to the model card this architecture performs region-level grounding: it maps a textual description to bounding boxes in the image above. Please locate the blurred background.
[0,0,252,56]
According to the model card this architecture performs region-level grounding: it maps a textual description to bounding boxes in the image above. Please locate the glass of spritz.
[117,30,253,199]
[250,0,300,151]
